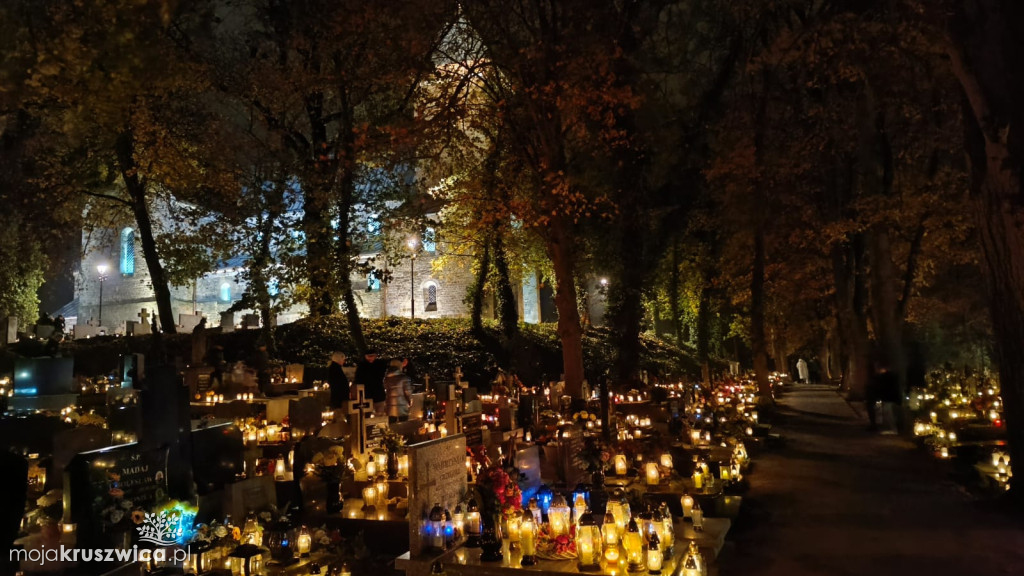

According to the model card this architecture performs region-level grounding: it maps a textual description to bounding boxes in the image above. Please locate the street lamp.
[97,264,109,326]
[407,237,419,319]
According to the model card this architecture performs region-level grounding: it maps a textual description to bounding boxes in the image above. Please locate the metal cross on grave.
[348,384,374,455]
[445,383,463,435]
[138,308,151,325]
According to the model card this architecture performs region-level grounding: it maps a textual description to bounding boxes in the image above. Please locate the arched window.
[119,228,135,276]
[424,282,438,312]
[220,282,232,302]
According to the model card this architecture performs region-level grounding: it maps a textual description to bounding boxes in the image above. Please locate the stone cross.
[445,384,463,436]
[138,308,151,325]
[423,374,431,391]
[454,366,464,386]
[347,384,374,454]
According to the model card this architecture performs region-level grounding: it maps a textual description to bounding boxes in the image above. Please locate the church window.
[120,228,135,276]
[220,282,232,302]
[424,282,438,312]
[423,227,437,252]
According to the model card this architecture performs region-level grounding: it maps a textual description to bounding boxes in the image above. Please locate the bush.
[52,316,702,388]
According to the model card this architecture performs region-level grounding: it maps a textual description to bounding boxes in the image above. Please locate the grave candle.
[624,519,645,572]
[375,478,389,508]
[574,493,588,525]
[576,510,602,571]
[296,526,311,557]
[603,512,619,546]
[659,453,673,469]
[681,493,694,519]
[257,428,266,443]
[548,495,570,537]
[361,486,377,509]
[366,461,377,477]
[680,541,703,576]
[520,511,537,566]
[453,505,465,539]
[692,470,703,489]
[428,503,446,552]
[465,500,483,547]
[614,454,629,476]
[604,544,620,563]
[507,512,521,550]
[247,429,258,444]
[340,564,352,576]
[275,457,286,480]
[645,462,660,486]
[397,454,409,477]
[374,451,388,470]
[659,506,674,551]
[692,502,704,531]
[646,532,662,575]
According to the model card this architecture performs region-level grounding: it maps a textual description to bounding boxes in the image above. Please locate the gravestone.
[179,313,204,334]
[289,397,323,432]
[35,324,55,339]
[72,323,101,340]
[184,366,215,399]
[4,316,16,344]
[242,314,261,329]
[192,421,244,495]
[265,397,290,424]
[364,416,388,453]
[347,385,375,455]
[137,308,152,328]
[224,476,277,521]
[407,434,467,556]
[67,445,170,548]
[462,412,483,449]
[408,392,426,420]
[126,319,151,336]
[220,311,235,333]
[285,364,304,384]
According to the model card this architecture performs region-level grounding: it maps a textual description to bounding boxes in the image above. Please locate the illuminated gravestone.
[407,434,467,556]
[3,316,16,344]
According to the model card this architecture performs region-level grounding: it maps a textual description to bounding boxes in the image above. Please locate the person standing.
[874,362,901,434]
[328,351,350,409]
[796,358,810,383]
[252,342,271,396]
[354,350,388,415]
[384,359,413,423]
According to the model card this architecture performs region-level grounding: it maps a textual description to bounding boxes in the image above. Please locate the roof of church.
[51,298,79,318]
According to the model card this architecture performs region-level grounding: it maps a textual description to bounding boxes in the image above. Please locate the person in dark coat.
[252,343,271,396]
[328,351,351,409]
[354,350,388,415]
[869,360,900,434]
[207,344,226,388]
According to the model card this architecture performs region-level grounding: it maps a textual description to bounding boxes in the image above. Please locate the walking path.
[718,383,1024,575]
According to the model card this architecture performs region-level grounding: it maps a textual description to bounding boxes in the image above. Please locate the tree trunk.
[751,217,772,407]
[254,213,276,355]
[547,222,585,398]
[302,92,335,318]
[334,109,367,354]
[492,228,519,340]
[696,274,712,387]
[115,129,176,334]
[868,226,905,394]
[948,0,1024,501]
[668,243,682,345]
[833,239,870,399]
[470,237,491,336]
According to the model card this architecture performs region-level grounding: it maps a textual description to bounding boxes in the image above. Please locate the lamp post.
[407,237,418,319]
[97,264,109,326]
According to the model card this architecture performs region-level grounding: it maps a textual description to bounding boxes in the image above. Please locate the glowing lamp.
[397,454,409,477]
[465,500,483,547]
[624,519,645,572]
[614,454,629,476]
[507,511,522,550]
[242,512,261,546]
[576,510,602,571]
[361,486,377,509]
[229,544,264,576]
[659,453,673,469]
[602,511,619,546]
[681,493,694,519]
[680,541,704,576]
[646,531,662,575]
[366,461,377,477]
[374,451,388,470]
[692,502,704,532]
[296,526,311,557]
[548,495,571,537]
[692,470,704,490]
[645,462,660,486]
[608,498,630,531]
[529,497,542,525]
[275,457,287,480]
[428,503,445,552]
[520,510,538,566]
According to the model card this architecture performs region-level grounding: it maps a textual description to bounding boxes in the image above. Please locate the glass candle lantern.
[692,502,704,532]
[366,461,377,477]
[537,485,554,514]
[428,503,445,552]
[575,510,602,571]
[602,511,619,546]
[374,451,388,471]
[624,519,645,572]
[573,493,588,525]
[465,500,483,547]
[520,510,538,566]
[720,463,731,481]
[610,498,630,532]
[680,541,704,576]
[361,486,377,509]
[242,512,261,546]
[528,498,542,526]
[658,504,674,551]
[645,462,660,486]
[229,544,264,576]
[275,457,287,480]
[614,454,629,476]
[646,532,662,575]
[375,477,389,508]
[692,469,704,489]
[548,495,571,537]
[452,504,465,539]
[604,544,620,563]
[296,526,312,557]
[506,511,522,550]
[659,453,673,470]
[690,429,702,445]
[397,455,409,477]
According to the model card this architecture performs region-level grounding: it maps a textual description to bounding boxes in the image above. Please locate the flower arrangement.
[476,463,523,520]
[381,427,406,454]
[572,410,598,424]
[577,436,610,473]
[536,522,577,559]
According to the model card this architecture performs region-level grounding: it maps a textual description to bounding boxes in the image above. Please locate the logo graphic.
[136,510,184,546]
